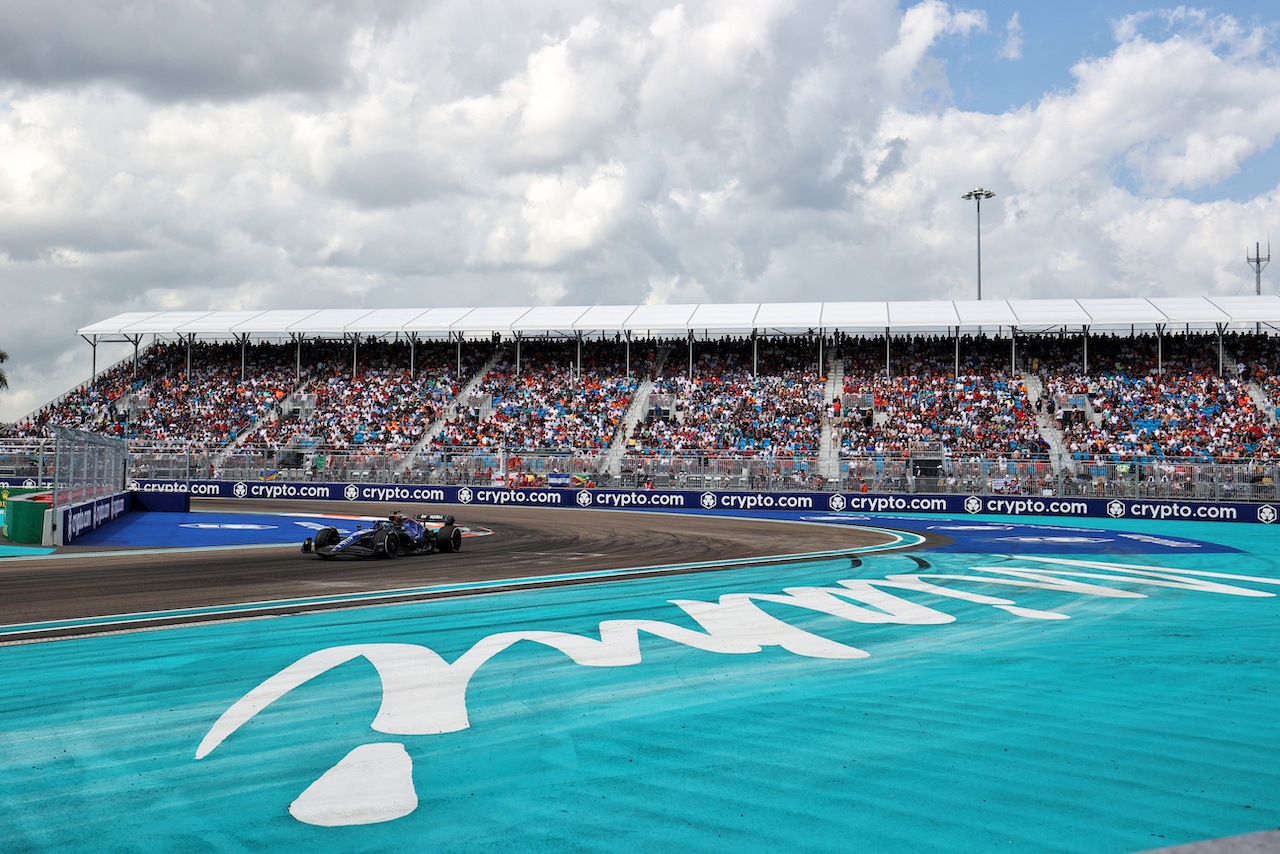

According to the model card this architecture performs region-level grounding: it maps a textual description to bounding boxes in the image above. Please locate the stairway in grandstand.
[410,347,508,456]
[817,349,842,485]
[1223,348,1280,426]
[600,344,672,477]
[215,376,316,464]
[1021,371,1072,473]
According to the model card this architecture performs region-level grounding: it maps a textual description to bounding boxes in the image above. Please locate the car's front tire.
[314,527,340,549]
[373,527,399,558]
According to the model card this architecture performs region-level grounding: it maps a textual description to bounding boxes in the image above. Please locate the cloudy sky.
[2,0,1279,420]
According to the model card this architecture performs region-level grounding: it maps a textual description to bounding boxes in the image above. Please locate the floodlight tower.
[962,188,995,300]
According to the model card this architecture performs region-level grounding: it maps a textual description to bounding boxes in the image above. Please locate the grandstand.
[6,298,1280,500]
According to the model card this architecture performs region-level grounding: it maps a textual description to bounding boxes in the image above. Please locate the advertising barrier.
[127,479,1280,525]
[58,492,132,546]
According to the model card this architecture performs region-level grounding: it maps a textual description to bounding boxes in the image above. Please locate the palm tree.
[0,348,7,391]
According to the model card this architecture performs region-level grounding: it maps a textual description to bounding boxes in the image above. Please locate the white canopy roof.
[78,296,1280,340]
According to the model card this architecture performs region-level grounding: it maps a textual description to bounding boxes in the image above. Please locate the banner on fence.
[59,492,132,545]
[123,479,1280,525]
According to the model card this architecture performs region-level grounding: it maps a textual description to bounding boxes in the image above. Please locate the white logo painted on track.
[180,523,277,530]
[995,536,1111,544]
[928,525,1014,531]
[196,554,1280,829]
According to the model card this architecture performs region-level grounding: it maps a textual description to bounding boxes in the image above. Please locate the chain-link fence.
[48,427,130,506]
[3,437,1275,501]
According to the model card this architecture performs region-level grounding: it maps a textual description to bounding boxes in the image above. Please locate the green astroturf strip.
[0,522,1276,853]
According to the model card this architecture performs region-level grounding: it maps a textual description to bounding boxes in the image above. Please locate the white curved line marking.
[289,742,416,827]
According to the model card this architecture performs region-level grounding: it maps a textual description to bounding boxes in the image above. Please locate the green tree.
[0,348,7,391]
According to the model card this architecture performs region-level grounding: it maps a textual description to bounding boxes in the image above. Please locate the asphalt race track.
[0,500,914,641]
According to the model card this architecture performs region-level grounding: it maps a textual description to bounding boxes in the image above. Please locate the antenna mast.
[1248,240,1270,296]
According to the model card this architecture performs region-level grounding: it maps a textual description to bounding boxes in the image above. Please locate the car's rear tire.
[436,524,462,553]
[314,527,340,549]
[373,527,399,558]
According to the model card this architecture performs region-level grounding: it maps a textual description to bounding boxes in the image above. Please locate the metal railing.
[3,438,1277,502]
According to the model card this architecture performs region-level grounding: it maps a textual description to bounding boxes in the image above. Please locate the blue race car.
[302,513,463,559]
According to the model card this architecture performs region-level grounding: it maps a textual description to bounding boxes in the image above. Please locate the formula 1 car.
[302,513,463,559]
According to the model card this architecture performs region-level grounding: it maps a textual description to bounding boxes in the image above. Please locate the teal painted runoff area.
[1,520,1278,853]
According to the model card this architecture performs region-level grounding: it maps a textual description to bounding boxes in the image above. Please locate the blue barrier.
[127,479,1280,525]
[132,491,190,513]
[60,492,132,545]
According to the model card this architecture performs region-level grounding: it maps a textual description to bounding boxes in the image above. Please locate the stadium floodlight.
[962,188,995,300]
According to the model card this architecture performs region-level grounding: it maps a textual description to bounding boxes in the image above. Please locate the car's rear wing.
[414,514,456,525]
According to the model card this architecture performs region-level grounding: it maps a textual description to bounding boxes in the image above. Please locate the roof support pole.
[1010,327,1016,376]
[688,332,693,382]
[409,333,416,379]
[752,330,758,378]
[577,332,582,379]
[625,330,631,379]
[185,333,192,381]
[885,327,890,378]
[954,330,959,378]
[295,334,302,381]
[1156,324,1164,377]
[456,333,461,378]
[1217,323,1225,377]
[351,334,358,377]
[515,334,521,377]
[818,328,824,377]
[1083,326,1089,373]
[239,334,247,382]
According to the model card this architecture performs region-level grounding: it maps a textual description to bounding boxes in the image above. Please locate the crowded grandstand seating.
[11,341,298,445]
[1027,334,1277,465]
[233,339,475,456]
[839,335,1045,459]
[432,340,641,452]
[9,331,1280,492]
[1224,332,1280,414]
[626,337,824,458]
